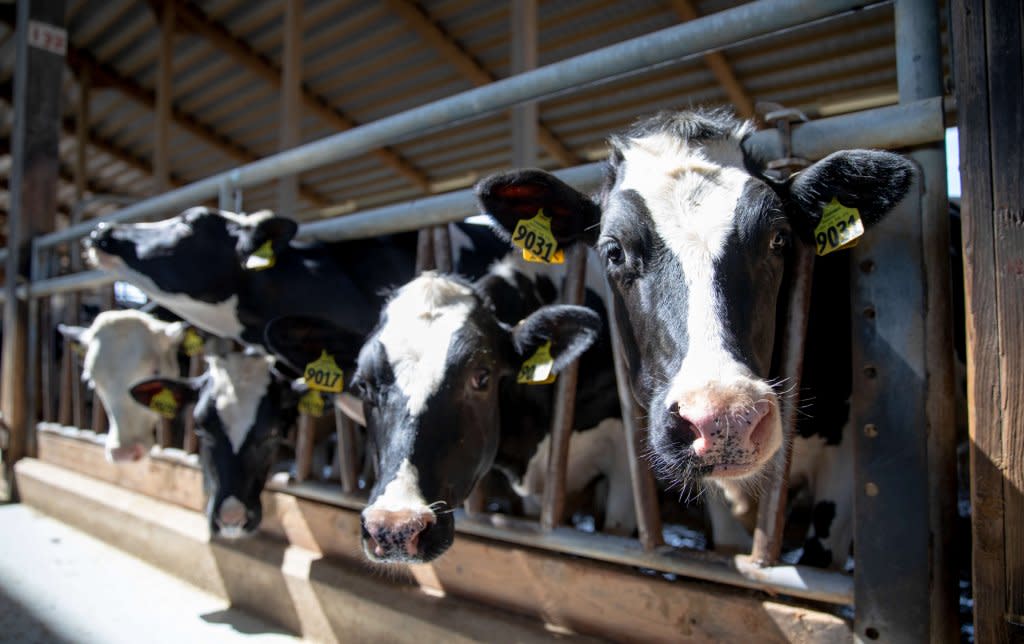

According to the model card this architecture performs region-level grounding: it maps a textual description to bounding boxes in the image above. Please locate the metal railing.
[2,0,953,636]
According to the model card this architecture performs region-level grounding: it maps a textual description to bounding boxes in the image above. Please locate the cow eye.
[470,368,490,391]
[769,230,790,254]
[601,239,625,266]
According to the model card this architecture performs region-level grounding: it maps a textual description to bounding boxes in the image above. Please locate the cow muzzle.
[361,507,444,563]
[215,496,256,539]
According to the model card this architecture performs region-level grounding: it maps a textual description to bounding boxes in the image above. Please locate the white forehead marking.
[377,273,477,417]
[616,130,756,398]
[365,458,430,514]
[206,353,274,453]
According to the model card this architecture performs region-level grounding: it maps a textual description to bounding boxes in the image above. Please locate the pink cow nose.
[361,508,435,561]
[671,400,772,457]
[106,443,146,463]
[217,497,248,529]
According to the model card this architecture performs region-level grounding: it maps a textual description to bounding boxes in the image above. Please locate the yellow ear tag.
[298,389,325,418]
[182,328,204,357]
[814,197,865,256]
[150,388,179,420]
[512,208,565,264]
[71,342,86,358]
[245,240,276,271]
[517,340,557,385]
[303,350,344,393]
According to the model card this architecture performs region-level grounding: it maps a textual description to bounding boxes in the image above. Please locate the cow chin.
[702,409,783,480]
[361,512,454,564]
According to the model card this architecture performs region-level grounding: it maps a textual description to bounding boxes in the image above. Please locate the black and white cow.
[267,255,628,564]
[129,351,301,538]
[84,208,419,349]
[477,108,914,567]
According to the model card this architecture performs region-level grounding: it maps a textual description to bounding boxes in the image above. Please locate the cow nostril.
[674,417,701,447]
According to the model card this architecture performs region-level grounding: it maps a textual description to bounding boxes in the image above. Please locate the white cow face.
[59,310,185,462]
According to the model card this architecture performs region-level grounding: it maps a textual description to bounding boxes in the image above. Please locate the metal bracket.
[759,102,811,180]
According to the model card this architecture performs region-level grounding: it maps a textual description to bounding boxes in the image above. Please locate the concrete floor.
[0,504,303,644]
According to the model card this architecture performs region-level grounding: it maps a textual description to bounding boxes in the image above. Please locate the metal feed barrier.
[2,0,955,641]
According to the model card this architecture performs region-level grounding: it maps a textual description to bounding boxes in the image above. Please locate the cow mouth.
[360,512,454,564]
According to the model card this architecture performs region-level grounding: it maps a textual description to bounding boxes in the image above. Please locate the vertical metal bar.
[415,228,435,273]
[182,353,202,453]
[40,296,54,423]
[510,0,538,168]
[894,1,958,640]
[432,224,452,273]
[606,285,663,550]
[69,67,90,430]
[751,240,814,565]
[90,286,113,434]
[154,0,174,192]
[278,0,302,216]
[334,406,359,494]
[540,243,587,530]
[25,244,45,456]
[294,413,315,483]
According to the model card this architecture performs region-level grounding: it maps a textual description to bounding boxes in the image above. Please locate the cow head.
[84,207,297,341]
[266,274,600,563]
[59,310,186,463]
[478,108,914,487]
[130,352,297,538]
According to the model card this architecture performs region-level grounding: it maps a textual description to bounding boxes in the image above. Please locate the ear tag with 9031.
[517,340,557,385]
[304,350,344,394]
[245,240,276,271]
[150,388,179,420]
[814,197,864,256]
[298,389,325,417]
[512,208,565,264]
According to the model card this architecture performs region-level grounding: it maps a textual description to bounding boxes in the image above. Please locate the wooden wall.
[951,1,1024,641]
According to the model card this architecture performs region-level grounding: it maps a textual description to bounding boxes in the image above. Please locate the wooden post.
[154,0,175,192]
[539,243,587,530]
[951,1,1024,641]
[510,0,537,168]
[334,407,359,494]
[1,0,66,499]
[68,66,90,430]
[278,0,302,216]
[294,413,315,483]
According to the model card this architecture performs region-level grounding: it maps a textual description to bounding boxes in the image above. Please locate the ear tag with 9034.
[517,340,557,385]
[150,388,179,420]
[303,350,344,394]
[512,208,565,264]
[814,197,864,256]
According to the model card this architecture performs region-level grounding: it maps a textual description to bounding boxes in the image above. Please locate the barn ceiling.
[0,0,952,234]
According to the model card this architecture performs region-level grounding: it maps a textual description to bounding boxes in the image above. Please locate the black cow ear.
[475,169,601,246]
[264,315,364,384]
[511,305,601,374]
[129,377,201,417]
[239,214,298,269]
[785,150,915,236]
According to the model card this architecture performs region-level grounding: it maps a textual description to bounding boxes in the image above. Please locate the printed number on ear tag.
[245,240,276,271]
[814,197,864,256]
[182,328,204,357]
[304,350,344,394]
[298,389,325,417]
[517,340,557,385]
[150,388,179,420]
[512,208,565,264]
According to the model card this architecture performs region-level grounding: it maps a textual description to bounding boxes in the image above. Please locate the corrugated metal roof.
[0,0,952,236]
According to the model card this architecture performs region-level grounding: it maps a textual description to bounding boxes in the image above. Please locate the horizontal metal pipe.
[35,0,872,250]
[0,270,116,303]
[298,98,944,241]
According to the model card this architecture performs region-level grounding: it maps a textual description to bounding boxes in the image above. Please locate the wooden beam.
[153,0,175,192]
[169,0,430,193]
[668,0,756,119]
[384,0,580,167]
[278,0,301,215]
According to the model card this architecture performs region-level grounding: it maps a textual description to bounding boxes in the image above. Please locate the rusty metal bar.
[606,284,663,551]
[540,243,588,530]
[334,406,360,494]
[293,413,316,483]
[415,227,435,273]
[182,353,202,454]
[431,224,452,273]
[750,239,815,565]
[89,286,114,434]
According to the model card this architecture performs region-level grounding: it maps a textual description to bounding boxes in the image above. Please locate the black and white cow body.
[478,108,914,567]
[130,352,300,538]
[267,255,626,564]
[85,208,419,348]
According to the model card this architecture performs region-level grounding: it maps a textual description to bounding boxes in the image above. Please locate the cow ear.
[785,150,915,237]
[129,377,201,415]
[264,315,364,383]
[475,169,601,246]
[238,215,298,269]
[511,305,601,374]
[57,324,87,345]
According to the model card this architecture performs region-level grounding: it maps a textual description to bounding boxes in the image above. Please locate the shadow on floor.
[0,583,71,644]
[199,608,293,637]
